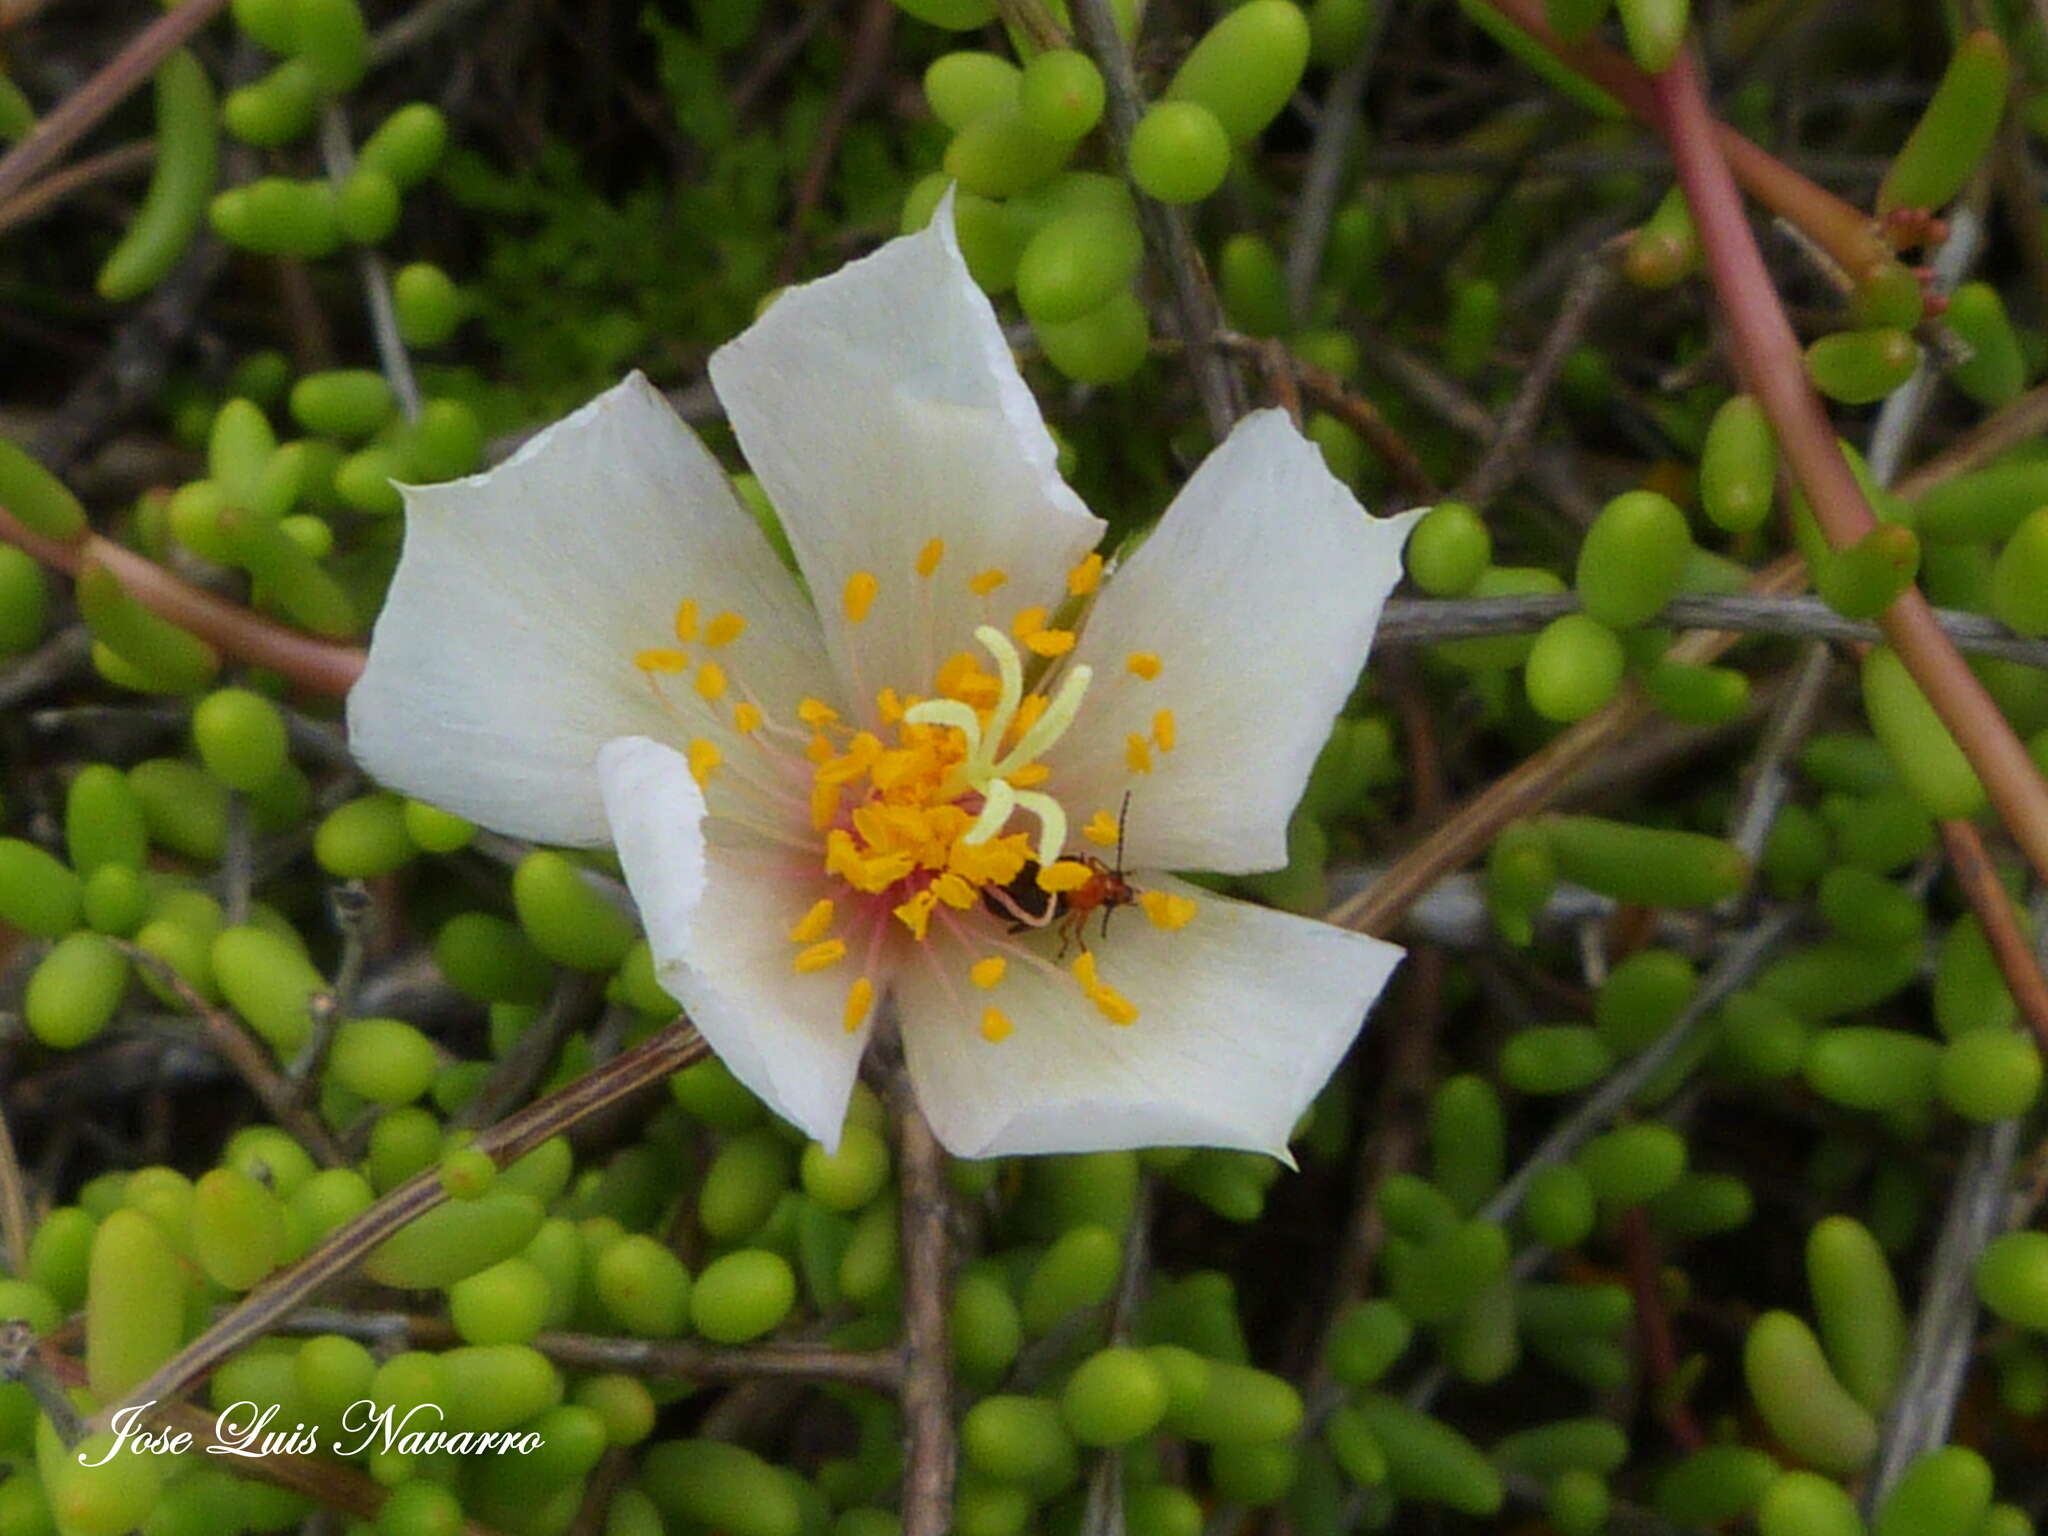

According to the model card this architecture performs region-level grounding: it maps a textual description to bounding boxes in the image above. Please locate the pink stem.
[1654,50,2048,884]
[0,507,365,697]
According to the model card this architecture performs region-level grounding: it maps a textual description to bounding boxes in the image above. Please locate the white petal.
[1046,410,1420,875]
[350,373,837,846]
[708,198,1104,719]
[599,735,878,1149]
[897,877,1404,1157]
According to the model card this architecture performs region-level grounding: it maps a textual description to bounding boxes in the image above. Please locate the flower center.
[630,544,1196,1044]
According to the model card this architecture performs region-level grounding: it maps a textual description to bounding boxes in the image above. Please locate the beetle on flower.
[348,201,1418,1160]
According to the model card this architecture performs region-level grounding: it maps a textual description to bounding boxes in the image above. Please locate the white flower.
[348,205,1417,1159]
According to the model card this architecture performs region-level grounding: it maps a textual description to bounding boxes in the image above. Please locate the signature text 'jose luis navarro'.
[82,1401,548,1462]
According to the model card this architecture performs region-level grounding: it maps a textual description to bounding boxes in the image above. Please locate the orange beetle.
[981,794,1138,957]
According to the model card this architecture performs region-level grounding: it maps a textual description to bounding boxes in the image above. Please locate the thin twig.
[0,1322,83,1443]
[451,970,599,1131]
[0,0,231,208]
[0,1103,31,1277]
[1476,907,1799,1226]
[1940,820,2048,1054]
[1069,0,1246,439]
[1374,589,2048,665]
[0,624,91,708]
[893,1058,955,1536]
[0,139,154,238]
[774,0,896,285]
[95,1022,708,1427]
[1454,250,1619,508]
[268,1309,903,1389]
[368,0,491,63]
[117,942,349,1168]
[1212,332,1438,501]
[1284,34,1388,320]
[1866,1120,2022,1508]
[1724,643,1832,870]
[319,107,422,421]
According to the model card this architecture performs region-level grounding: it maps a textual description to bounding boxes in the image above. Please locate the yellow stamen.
[1010,763,1051,788]
[789,898,836,945]
[981,1006,1014,1043]
[932,873,977,910]
[687,738,721,787]
[1072,951,1100,993]
[843,977,874,1034]
[734,702,765,734]
[806,734,835,764]
[1037,860,1093,894]
[1126,734,1153,775]
[1012,605,1048,640]
[1092,986,1139,1026]
[844,571,879,623]
[793,939,847,974]
[704,611,746,647]
[695,661,728,701]
[1067,552,1103,597]
[970,956,1007,990]
[916,538,946,577]
[1140,890,1198,931]
[674,599,700,643]
[1024,628,1075,658]
[634,647,688,673]
[1126,651,1162,680]
[877,688,906,724]
[810,779,842,830]
[970,567,1007,596]
[1082,809,1120,846]
[893,889,937,940]
[798,697,840,727]
[1153,709,1176,752]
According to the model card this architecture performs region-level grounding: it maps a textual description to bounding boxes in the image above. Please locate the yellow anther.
[916,538,946,577]
[704,611,746,647]
[1024,628,1076,658]
[1153,709,1177,752]
[694,661,728,701]
[980,1006,1014,1043]
[1140,890,1197,931]
[806,734,835,764]
[1037,860,1094,894]
[844,977,874,1034]
[970,956,1007,990]
[893,889,937,940]
[789,898,836,945]
[1126,651,1162,680]
[1082,809,1120,847]
[1072,951,1100,993]
[932,873,977,910]
[674,599,700,643]
[1012,605,1048,640]
[1009,763,1051,788]
[877,687,906,724]
[1067,552,1103,597]
[970,567,1008,596]
[1126,734,1153,775]
[687,738,721,787]
[844,570,879,623]
[634,647,689,673]
[810,779,842,831]
[734,701,765,734]
[1010,693,1048,741]
[1092,986,1139,1026]
[798,697,840,727]
[793,939,847,974]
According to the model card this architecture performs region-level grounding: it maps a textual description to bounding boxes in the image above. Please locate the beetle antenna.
[1115,790,1131,876]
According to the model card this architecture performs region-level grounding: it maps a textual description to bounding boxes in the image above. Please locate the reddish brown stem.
[1940,820,2048,1057]
[1481,0,1892,284]
[0,507,365,695]
[1621,1206,1705,1451]
[0,0,231,208]
[1654,53,2048,888]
